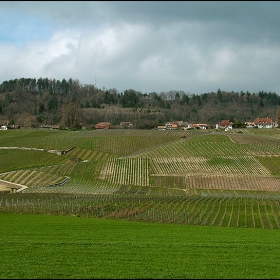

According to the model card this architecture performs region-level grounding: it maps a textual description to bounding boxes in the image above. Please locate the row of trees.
[0,78,279,129]
[0,77,83,95]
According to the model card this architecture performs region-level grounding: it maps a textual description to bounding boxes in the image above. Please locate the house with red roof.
[94,122,111,129]
[253,117,276,128]
[215,120,233,130]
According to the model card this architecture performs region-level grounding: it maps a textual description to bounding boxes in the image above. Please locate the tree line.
[0,77,279,129]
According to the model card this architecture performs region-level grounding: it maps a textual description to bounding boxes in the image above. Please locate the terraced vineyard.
[0,128,280,229]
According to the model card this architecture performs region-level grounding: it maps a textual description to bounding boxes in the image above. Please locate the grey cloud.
[1,1,280,94]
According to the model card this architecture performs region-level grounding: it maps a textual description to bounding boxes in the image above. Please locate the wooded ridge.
[0,77,279,129]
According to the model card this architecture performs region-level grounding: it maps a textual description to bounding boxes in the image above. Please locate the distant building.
[245,121,254,128]
[158,121,207,130]
[120,121,133,128]
[189,123,208,130]
[165,122,178,130]
[95,122,111,129]
[4,124,20,129]
[40,124,60,129]
[216,120,233,130]
[157,125,166,130]
[253,117,273,128]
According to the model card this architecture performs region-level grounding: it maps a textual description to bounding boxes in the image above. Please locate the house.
[245,121,254,128]
[184,123,207,130]
[191,123,208,130]
[179,122,189,129]
[157,121,182,130]
[159,121,208,130]
[95,122,110,129]
[157,125,166,130]
[183,124,191,130]
[1,124,20,130]
[120,121,133,128]
[7,124,20,129]
[216,120,233,130]
[176,121,184,127]
[165,122,178,130]
[253,117,273,128]
[40,124,60,129]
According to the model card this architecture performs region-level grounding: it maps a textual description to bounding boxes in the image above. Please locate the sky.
[1,1,280,95]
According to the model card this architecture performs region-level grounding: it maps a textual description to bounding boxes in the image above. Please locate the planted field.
[1,213,280,279]
[0,169,67,188]
[99,158,149,186]
[0,149,65,173]
[0,128,280,229]
[151,174,280,192]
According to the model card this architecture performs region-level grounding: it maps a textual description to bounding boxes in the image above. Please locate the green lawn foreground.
[1,213,280,279]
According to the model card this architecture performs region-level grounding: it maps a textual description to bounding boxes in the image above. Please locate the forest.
[0,77,280,129]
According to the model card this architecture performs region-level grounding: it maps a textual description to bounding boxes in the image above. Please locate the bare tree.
[60,102,82,130]
[276,106,280,127]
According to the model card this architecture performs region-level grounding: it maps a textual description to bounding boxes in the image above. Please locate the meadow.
[0,127,280,278]
[1,213,280,279]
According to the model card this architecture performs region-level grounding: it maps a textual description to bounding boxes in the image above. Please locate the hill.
[0,78,280,129]
[0,128,280,229]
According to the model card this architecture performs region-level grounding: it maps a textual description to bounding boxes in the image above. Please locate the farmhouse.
[1,124,20,130]
[216,120,233,130]
[245,121,254,128]
[158,121,208,130]
[165,122,178,130]
[156,122,178,130]
[157,121,185,130]
[40,124,60,129]
[188,123,208,130]
[95,122,111,129]
[253,117,275,128]
[157,125,166,130]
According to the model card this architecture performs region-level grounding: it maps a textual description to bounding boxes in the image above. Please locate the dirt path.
[0,180,27,192]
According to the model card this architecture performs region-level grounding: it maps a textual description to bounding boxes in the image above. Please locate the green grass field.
[1,213,280,279]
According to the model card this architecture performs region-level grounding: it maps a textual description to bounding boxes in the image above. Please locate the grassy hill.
[0,128,280,229]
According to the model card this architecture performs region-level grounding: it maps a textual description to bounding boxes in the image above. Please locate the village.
[92,117,278,131]
[0,117,278,131]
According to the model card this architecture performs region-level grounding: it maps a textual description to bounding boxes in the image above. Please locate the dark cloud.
[0,1,280,94]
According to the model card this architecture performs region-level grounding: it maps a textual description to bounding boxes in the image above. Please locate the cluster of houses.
[0,124,61,130]
[0,124,20,130]
[1,117,278,131]
[156,117,278,131]
[94,122,111,129]
[94,121,133,129]
[215,117,278,131]
[157,121,208,130]
[59,118,279,131]
[245,117,278,129]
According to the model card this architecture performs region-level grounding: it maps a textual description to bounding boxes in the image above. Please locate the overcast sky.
[1,1,280,95]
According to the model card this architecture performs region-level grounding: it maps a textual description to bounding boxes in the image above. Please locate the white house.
[253,117,273,128]
[245,121,254,128]
[216,120,233,130]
